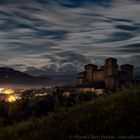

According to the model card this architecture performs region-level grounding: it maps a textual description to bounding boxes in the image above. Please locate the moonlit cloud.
[0,0,140,75]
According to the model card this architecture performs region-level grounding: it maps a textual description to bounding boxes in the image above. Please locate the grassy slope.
[0,84,140,140]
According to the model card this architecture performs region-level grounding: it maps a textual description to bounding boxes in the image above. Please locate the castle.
[76,58,134,91]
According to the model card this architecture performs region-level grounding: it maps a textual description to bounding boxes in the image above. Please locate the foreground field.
[0,84,140,140]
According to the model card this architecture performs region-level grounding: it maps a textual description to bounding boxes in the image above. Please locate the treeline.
[0,84,140,140]
[0,89,96,127]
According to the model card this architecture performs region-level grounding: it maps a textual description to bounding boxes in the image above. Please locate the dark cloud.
[0,0,140,75]
[25,62,78,76]
[100,32,134,43]
[117,43,140,54]
[115,25,138,31]
[111,18,132,23]
[55,0,113,8]
[122,43,140,49]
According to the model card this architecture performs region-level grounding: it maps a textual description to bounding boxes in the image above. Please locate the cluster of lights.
[0,88,17,102]
[6,95,17,102]
[35,93,48,97]
[0,88,14,94]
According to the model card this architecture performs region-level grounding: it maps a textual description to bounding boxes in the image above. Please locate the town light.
[0,88,18,102]
[6,95,17,103]
[0,88,14,95]
[4,89,14,95]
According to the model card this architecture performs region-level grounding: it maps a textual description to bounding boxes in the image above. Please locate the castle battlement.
[76,58,134,89]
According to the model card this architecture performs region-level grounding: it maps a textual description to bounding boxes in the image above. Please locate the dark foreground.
[0,84,140,140]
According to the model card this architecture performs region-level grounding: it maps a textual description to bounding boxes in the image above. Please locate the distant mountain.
[0,67,33,79]
[0,67,76,88]
[0,67,51,88]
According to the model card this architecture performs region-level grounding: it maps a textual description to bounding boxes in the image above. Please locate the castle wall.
[105,77,120,89]
[120,64,134,81]
[94,89,104,95]
[100,65,105,70]
[76,58,134,90]
[93,70,105,82]
[86,69,93,81]
[78,88,104,95]
[85,64,97,81]
[78,88,95,93]
[118,71,127,82]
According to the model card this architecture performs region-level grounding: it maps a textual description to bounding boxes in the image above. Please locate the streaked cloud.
[0,0,140,75]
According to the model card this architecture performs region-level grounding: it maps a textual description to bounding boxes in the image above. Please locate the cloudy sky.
[0,0,140,75]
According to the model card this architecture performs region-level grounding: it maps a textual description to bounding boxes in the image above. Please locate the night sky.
[0,0,140,75]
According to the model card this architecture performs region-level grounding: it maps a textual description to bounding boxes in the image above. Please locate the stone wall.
[93,70,105,82]
[105,77,120,89]
[121,64,134,81]
[85,64,97,81]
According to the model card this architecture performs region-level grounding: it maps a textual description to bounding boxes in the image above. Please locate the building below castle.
[76,58,134,95]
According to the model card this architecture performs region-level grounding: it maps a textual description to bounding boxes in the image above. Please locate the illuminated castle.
[76,58,134,90]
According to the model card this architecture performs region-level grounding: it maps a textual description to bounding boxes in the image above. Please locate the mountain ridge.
[0,67,50,88]
[0,67,76,88]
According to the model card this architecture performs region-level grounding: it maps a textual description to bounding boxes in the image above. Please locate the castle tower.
[105,58,118,77]
[85,64,97,82]
[105,58,119,89]
[120,64,134,81]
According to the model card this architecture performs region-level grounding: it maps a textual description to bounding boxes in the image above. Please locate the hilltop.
[0,67,76,88]
[0,84,140,140]
[0,67,50,88]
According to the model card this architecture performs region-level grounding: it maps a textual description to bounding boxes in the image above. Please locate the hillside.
[0,67,76,88]
[0,84,140,140]
[0,67,52,88]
